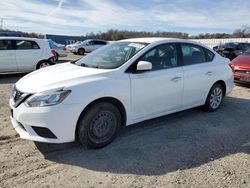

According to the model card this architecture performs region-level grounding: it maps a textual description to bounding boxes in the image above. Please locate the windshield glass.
[244,48,250,55]
[75,42,147,69]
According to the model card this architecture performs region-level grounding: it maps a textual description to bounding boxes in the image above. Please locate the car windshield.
[75,42,147,69]
[244,48,250,55]
[220,43,237,49]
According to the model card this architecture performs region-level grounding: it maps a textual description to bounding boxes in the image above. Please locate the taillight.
[63,47,66,51]
[51,50,57,57]
[229,63,235,72]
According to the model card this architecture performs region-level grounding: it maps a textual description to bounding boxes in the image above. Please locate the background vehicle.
[48,39,68,61]
[10,38,233,148]
[213,42,250,60]
[66,39,108,55]
[230,48,250,84]
[0,37,55,73]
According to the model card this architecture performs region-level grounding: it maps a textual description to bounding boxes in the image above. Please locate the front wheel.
[203,83,224,112]
[76,102,121,148]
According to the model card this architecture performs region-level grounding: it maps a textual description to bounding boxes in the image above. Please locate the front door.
[129,43,183,120]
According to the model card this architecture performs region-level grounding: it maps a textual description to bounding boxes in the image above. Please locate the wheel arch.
[210,80,226,97]
[75,97,127,139]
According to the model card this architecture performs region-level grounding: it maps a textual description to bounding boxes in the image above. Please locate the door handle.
[170,76,182,82]
[206,71,213,76]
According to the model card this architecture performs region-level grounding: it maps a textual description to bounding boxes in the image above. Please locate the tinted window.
[243,43,250,50]
[181,44,206,66]
[139,44,178,71]
[16,40,40,50]
[88,40,94,45]
[204,48,215,62]
[94,41,107,45]
[0,40,13,50]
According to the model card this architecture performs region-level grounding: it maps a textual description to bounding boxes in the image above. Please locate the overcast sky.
[0,0,249,35]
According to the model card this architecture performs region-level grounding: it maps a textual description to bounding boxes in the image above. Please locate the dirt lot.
[0,55,250,187]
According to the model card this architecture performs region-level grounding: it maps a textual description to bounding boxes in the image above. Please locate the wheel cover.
[88,111,117,144]
[209,87,223,109]
[39,62,50,68]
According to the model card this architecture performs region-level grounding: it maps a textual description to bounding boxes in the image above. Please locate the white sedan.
[10,38,234,148]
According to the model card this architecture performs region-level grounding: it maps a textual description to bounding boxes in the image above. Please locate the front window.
[139,44,178,71]
[75,42,147,69]
[15,40,40,50]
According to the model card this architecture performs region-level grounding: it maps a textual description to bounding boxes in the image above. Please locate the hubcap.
[209,87,223,109]
[89,111,117,143]
[39,62,50,68]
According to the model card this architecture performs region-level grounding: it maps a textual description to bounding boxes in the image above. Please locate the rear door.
[14,40,42,71]
[0,39,17,72]
[180,43,216,107]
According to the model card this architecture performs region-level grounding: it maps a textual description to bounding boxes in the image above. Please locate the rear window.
[0,40,13,50]
[181,44,206,66]
[16,40,40,50]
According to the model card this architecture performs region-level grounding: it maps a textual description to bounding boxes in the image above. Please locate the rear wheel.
[203,83,224,111]
[78,48,85,55]
[55,53,59,61]
[77,102,121,148]
[36,61,52,69]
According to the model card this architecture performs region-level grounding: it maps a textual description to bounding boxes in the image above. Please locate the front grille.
[235,70,250,74]
[11,86,31,108]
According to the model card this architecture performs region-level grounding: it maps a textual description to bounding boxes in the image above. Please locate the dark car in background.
[213,42,250,60]
[230,48,250,84]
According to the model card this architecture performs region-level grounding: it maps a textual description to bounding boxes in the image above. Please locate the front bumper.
[10,99,83,143]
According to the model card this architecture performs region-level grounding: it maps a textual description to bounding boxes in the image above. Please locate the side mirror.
[137,61,152,71]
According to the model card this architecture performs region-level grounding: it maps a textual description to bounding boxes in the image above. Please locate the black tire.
[76,102,121,148]
[36,61,52,69]
[55,53,59,61]
[203,83,224,112]
[78,48,85,55]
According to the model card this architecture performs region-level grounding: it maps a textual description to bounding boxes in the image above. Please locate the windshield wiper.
[81,63,101,69]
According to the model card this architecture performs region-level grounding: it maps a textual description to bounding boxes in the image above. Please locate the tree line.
[1,25,250,40]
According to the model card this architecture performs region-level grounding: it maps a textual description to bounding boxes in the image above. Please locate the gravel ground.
[0,54,250,188]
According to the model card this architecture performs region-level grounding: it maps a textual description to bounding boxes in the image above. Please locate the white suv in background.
[0,37,56,73]
[66,39,108,55]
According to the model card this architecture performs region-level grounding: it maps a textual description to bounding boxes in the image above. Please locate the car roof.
[0,36,46,41]
[120,37,208,48]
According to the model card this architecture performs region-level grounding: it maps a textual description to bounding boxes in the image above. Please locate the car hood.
[16,63,112,93]
[232,55,250,69]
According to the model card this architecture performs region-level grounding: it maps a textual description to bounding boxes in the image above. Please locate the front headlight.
[24,90,71,107]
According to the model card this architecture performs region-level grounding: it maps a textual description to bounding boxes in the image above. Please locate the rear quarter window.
[204,48,215,62]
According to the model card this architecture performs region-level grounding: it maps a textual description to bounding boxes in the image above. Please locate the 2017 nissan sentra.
[10,38,234,148]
